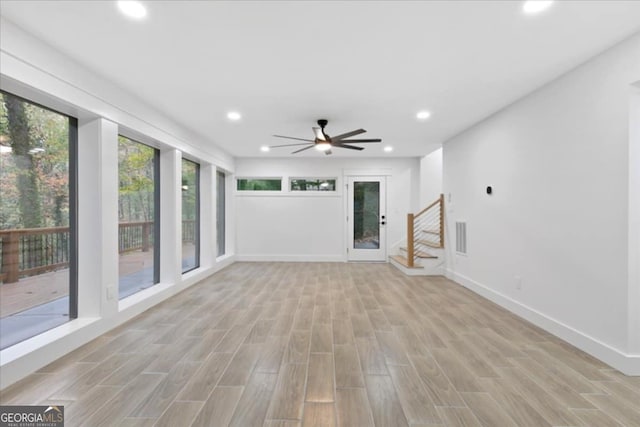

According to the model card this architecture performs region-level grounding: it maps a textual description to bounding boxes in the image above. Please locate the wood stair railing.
[404,194,444,268]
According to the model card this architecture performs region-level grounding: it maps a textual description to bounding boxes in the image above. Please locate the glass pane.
[118,136,157,299]
[217,171,226,256]
[0,91,74,349]
[353,181,380,249]
[290,178,336,191]
[182,159,199,273]
[237,178,281,191]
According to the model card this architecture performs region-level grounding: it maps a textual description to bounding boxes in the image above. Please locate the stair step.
[399,247,437,259]
[416,239,442,248]
[389,255,423,269]
[422,229,440,235]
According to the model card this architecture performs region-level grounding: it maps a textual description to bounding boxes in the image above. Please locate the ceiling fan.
[270,119,382,155]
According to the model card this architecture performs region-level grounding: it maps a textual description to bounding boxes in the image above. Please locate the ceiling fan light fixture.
[315,142,331,151]
[384,146,393,152]
[260,146,270,152]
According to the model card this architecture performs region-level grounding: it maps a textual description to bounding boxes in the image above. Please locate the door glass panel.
[353,181,380,249]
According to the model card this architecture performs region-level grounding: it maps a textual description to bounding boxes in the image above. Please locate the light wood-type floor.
[1,262,639,427]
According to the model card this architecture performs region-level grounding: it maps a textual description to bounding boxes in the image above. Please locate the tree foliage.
[0,92,69,229]
[118,136,155,222]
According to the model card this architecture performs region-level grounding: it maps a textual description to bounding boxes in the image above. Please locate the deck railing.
[0,220,196,283]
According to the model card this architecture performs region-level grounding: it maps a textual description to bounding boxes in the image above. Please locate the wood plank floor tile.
[478,377,552,427]
[310,323,333,353]
[218,343,263,386]
[436,406,482,427]
[335,387,375,427]
[582,393,640,427]
[498,367,583,426]
[355,337,388,376]
[264,420,301,427]
[176,352,234,401]
[334,344,365,388]
[510,355,596,409]
[430,348,483,393]
[129,361,200,418]
[79,373,165,427]
[153,401,203,427]
[387,364,441,425]
[284,330,311,364]
[255,335,289,374]
[63,385,121,426]
[190,386,244,427]
[375,331,410,366]
[460,392,519,427]
[364,375,410,427]
[409,355,466,407]
[229,372,278,427]
[570,408,625,427]
[332,318,354,345]
[306,353,335,403]
[267,363,307,420]
[303,402,336,427]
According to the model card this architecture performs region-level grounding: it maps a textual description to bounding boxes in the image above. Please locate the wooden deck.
[0,244,196,318]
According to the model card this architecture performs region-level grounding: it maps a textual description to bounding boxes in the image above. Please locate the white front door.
[347,176,387,261]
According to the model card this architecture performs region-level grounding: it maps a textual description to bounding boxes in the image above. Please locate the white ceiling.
[1,1,640,158]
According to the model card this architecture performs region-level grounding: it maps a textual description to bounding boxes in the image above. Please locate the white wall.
[0,17,236,388]
[419,148,443,207]
[234,157,420,261]
[443,33,640,374]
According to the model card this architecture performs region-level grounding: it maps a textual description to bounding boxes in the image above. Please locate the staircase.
[390,194,445,276]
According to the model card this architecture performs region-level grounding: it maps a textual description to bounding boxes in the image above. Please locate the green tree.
[3,93,42,228]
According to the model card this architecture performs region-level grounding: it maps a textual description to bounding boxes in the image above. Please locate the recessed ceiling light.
[260,146,270,152]
[384,146,393,153]
[416,110,431,120]
[227,111,241,121]
[117,1,147,20]
[523,0,554,14]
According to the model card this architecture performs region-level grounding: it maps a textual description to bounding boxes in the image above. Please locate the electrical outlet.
[515,276,522,290]
[107,285,115,300]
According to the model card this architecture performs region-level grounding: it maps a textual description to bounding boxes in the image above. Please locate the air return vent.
[455,221,467,254]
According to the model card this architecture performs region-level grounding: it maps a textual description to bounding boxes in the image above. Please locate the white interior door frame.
[345,175,387,262]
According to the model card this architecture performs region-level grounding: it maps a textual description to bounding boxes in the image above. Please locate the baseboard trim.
[235,254,345,262]
[445,269,640,376]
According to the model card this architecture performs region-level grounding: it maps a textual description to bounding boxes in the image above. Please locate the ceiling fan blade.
[292,145,316,154]
[334,143,365,151]
[313,127,326,141]
[325,149,332,155]
[331,129,366,141]
[270,143,313,148]
[273,135,314,142]
[339,138,382,143]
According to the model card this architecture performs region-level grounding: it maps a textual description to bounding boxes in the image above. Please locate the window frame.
[0,90,79,323]
[289,177,338,192]
[116,135,161,298]
[236,177,283,192]
[217,170,226,257]
[181,158,200,274]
